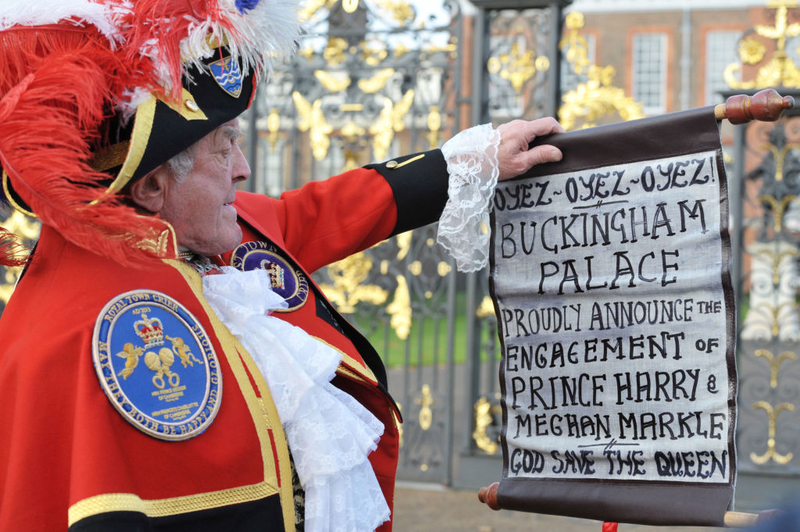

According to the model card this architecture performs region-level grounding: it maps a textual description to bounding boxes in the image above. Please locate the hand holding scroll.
[496,117,564,180]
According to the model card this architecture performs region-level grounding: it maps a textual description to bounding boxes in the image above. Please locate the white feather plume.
[0,0,301,118]
[0,0,120,41]
[180,0,301,83]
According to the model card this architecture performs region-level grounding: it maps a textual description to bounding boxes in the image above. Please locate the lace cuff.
[436,123,501,272]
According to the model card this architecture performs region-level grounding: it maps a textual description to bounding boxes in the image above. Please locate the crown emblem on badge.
[135,312,165,348]
[265,262,286,290]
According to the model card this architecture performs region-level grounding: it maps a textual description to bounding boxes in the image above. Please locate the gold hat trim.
[95,96,157,201]
[2,169,38,219]
[93,87,208,203]
[89,141,131,173]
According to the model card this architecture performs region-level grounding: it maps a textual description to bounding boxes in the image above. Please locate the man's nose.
[232,143,251,183]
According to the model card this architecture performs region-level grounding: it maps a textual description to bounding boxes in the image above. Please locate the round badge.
[92,290,222,441]
[230,241,309,311]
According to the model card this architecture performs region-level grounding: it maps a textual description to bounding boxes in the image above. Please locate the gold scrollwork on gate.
[298,0,332,21]
[386,275,411,340]
[395,231,412,260]
[341,121,367,171]
[750,400,795,465]
[740,35,767,65]
[487,41,545,95]
[293,88,414,165]
[757,248,799,285]
[0,269,17,306]
[2,211,39,244]
[319,252,389,313]
[267,108,281,150]
[322,37,348,66]
[427,105,442,150]
[762,142,800,182]
[361,39,388,66]
[358,69,395,94]
[725,0,800,89]
[314,70,351,93]
[287,0,453,345]
[320,231,415,340]
[758,194,797,232]
[300,0,416,26]
[342,0,359,14]
[422,38,458,57]
[375,0,415,26]
[755,349,797,388]
[476,296,495,319]
[369,90,415,161]
[416,384,434,431]
[292,92,333,161]
[753,301,796,338]
[473,396,502,454]
[558,11,644,130]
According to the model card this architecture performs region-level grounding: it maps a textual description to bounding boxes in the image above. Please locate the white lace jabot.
[436,123,501,272]
[202,267,390,532]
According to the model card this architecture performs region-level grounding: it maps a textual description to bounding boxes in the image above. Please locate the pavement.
[392,483,717,532]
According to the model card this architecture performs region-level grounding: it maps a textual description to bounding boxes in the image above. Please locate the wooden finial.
[477,482,501,510]
[715,89,794,124]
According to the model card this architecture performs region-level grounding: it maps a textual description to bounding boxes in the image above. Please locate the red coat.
[0,153,449,531]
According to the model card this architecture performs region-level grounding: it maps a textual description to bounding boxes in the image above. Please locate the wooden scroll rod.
[478,482,782,528]
[714,88,794,124]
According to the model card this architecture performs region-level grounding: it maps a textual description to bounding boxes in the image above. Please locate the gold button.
[386,160,398,169]
[185,99,199,112]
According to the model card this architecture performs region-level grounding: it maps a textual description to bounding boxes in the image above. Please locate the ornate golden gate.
[242,0,470,483]
[722,1,800,507]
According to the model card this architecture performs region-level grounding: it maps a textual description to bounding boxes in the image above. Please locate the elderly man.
[0,1,562,531]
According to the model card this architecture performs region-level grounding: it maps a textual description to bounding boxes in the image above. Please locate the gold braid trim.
[69,483,276,526]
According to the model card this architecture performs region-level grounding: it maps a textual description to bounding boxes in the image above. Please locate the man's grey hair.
[162,121,241,182]
[164,145,197,183]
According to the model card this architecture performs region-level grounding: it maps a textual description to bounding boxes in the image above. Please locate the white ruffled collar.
[203,267,390,532]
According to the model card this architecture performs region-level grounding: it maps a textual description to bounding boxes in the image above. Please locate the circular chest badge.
[230,241,309,311]
[92,290,222,441]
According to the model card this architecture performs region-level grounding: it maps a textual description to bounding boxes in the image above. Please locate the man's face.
[161,120,249,257]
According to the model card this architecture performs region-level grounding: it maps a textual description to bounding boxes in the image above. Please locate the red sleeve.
[271,167,398,273]
[236,150,450,273]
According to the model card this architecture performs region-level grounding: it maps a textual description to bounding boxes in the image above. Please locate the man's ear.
[129,168,170,214]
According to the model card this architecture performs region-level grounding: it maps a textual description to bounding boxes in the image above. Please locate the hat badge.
[208,56,243,98]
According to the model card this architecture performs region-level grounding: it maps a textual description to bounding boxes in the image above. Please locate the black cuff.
[365,149,449,236]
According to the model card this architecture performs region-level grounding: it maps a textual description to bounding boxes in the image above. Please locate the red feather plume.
[117,0,231,104]
[0,227,27,268]
[0,25,173,267]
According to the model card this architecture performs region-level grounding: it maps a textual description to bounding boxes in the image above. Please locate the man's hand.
[496,117,564,180]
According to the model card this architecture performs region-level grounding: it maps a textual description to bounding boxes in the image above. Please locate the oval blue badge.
[230,241,309,311]
[92,290,222,441]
